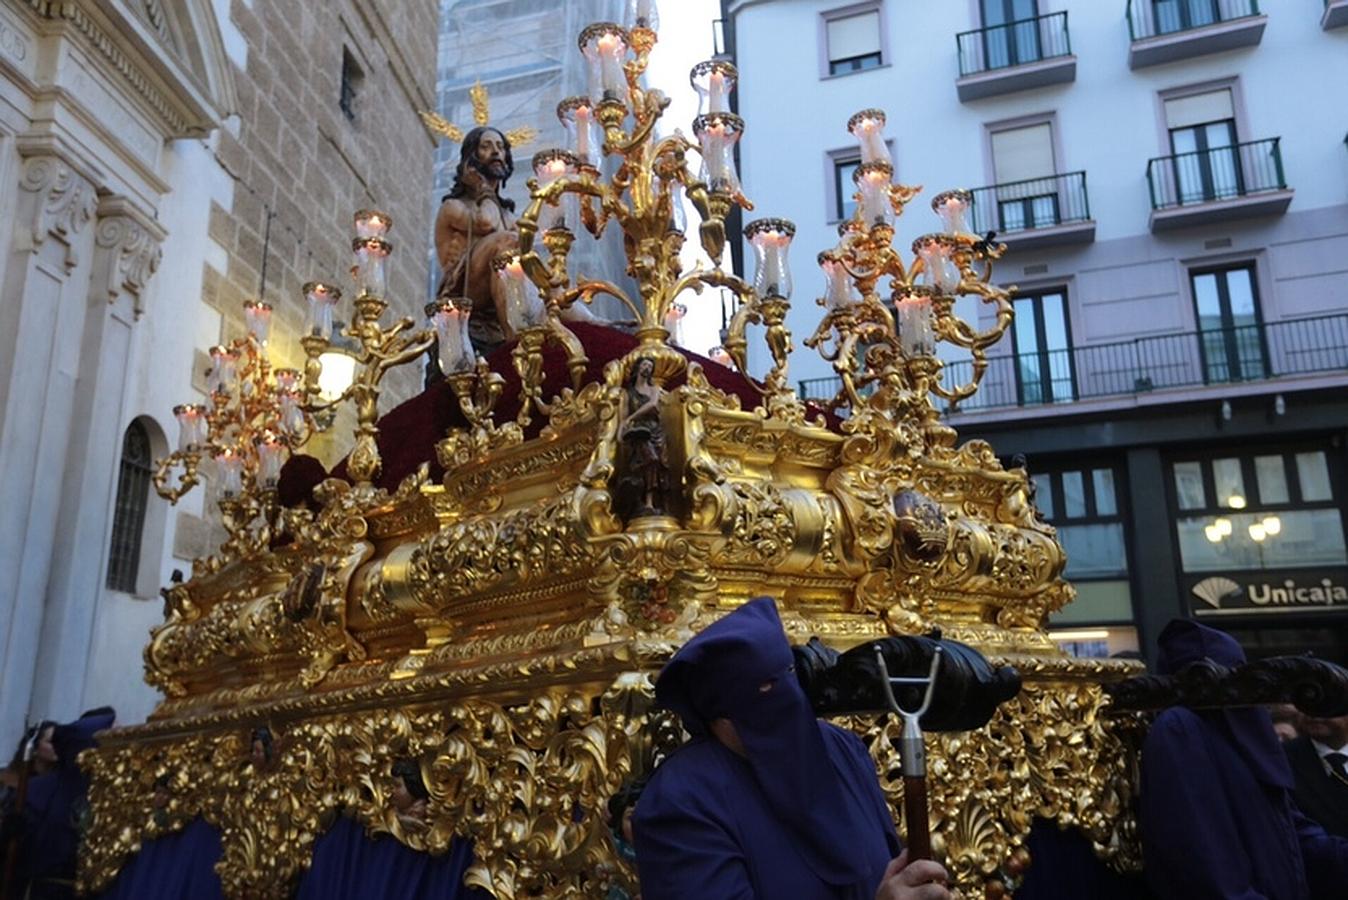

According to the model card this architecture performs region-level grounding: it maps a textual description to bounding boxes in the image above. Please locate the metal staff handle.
[874,645,942,861]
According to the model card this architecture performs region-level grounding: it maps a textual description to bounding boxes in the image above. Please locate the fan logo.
[1192,575,1348,610]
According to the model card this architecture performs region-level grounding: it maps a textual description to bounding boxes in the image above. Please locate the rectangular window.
[340,48,363,121]
[1190,264,1265,384]
[1254,455,1290,505]
[990,122,1060,232]
[1151,0,1220,36]
[1011,288,1074,405]
[980,0,1041,69]
[1165,89,1240,204]
[833,157,861,221]
[826,8,883,75]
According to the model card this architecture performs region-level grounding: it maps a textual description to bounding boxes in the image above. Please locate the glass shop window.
[1170,448,1348,574]
[825,7,884,75]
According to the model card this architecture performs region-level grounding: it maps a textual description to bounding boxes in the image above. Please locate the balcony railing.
[1128,0,1261,41]
[1147,137,1286,210]
[957,11,1071,76]
[967,172,1090,236]
[797,314,1348,414]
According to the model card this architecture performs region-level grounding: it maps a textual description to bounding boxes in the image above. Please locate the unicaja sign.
[1191,573,1348,615]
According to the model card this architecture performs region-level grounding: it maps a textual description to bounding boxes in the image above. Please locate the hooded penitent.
[1139,620,1348,900]
[634,598,900,900]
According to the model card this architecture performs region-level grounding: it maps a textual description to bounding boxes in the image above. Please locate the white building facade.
[726,0,1348,664]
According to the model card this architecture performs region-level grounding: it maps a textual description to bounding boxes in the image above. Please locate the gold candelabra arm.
[563,279,642,322]
[152,450,202,504]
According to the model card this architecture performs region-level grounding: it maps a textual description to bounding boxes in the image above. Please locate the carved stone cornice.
[94,195,167,314]
[20,153,97,270]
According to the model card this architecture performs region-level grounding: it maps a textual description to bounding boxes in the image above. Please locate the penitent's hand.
[874,850,953,900]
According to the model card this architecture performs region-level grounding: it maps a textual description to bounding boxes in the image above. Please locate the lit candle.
[709,346,733,367]
[745,218,796,299]
[915,237,961,294]
[854,162,894,227]
[493,254,546,332]
[173,404,207,451]
[932,190,972,237]
[354,210,392,239]
[277,389,304,435]
[896,287,936,357]
[302,282,341,339]
[581,24,629,104]
[690,60,737,115]
[243,300,273,345]
[431,298,476,375]
[664,301,687,347]
[848,109,892,167]
[819,253,857,310]
[532,149,576,232]
[627,0,658,30]
[207,346,239,396]
[694,113,744,194]
[254,432,287,489]
[213,447,244,498]
[352,237,391,298]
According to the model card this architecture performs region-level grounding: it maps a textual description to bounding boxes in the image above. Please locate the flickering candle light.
[493,254,546,332]
[532,149,577,232]
[745,218,796,299]
[173,404,207,451]
[896,286,936,358]
[580,24,629,104]
[848,109,892,167]
[690,60,737,115]
[243,300,273,345]
[352,237,391,298]
[254,432,287,489]
[915,236,961,294]
[302,282,341,340]
[626,0,658,30]
[213,446,244,498]
[557,97,600,168]
[207,346,239,395]
[694,113,744,194]
[431,298,476,375]
[353,210,392,240]
[932,190,972,237]
[819,253,858,310]
[854,162,894,227]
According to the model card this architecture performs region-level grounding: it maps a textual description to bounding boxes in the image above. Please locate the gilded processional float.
[77,7,1150,898]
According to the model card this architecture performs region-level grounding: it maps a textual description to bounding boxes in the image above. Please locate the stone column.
[29,196,165,721]
[0,149,100,743]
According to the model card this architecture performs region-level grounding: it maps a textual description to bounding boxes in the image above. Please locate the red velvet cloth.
[279,323,828,502]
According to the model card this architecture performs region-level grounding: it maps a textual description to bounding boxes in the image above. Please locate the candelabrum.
[805,109,1013,448]
[300,211,436,490]
[153,299,309,557]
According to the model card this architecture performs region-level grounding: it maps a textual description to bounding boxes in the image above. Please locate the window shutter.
[991,123,1055,183]
[1164,89,1234,130]
[827,11,881,62]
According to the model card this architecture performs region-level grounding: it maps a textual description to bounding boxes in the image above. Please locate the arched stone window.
[107,421,153,592]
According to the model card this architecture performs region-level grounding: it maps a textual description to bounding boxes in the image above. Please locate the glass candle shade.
[626,0,658,30]
[302,282,341,340]
[173,404,208,451]
[243,300,273,345]
[709,346,733,367]
[819,253,858,310]
[896,287,937,358]
[532,149,577,232]
[207,346,239,396]
[353,209,392,240]
[213,447,244,498]
[932,189,973,237]
[745,218,796,300]
[273,367,300,394]
[580,24,629,104]
[690,60,737,115]
[557,97,601,168]
[914,237,962,294]
[664,302,687,347]
[656,173,687,233]
[277,390,305,435]
[693,112,744,195]
[352,238,391,298]
[847,109,892,166]
[254,433,287,489]
[431,299,476,375]
[853,162,894,228]
[493,254,547,332]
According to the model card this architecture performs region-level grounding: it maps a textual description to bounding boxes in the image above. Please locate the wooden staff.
[875,646,942,861]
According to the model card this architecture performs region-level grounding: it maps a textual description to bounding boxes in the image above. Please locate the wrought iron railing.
[967,172,1090,236]
[798,314,1348,413]
[1146,137,1286,210]
[957,11,1071,76]
[1128,0,1261,41]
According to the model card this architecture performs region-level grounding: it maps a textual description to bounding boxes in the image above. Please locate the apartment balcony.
[1326,0,1348,30]
[955,12,1075,102]
[1146,137,1292,232]
[967,172,1095,252]
[1127,0,1266,69]
[796,315,1348,417]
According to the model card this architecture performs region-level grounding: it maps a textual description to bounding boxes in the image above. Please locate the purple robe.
[633,598,900,899]
[1139,621,1348,900]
